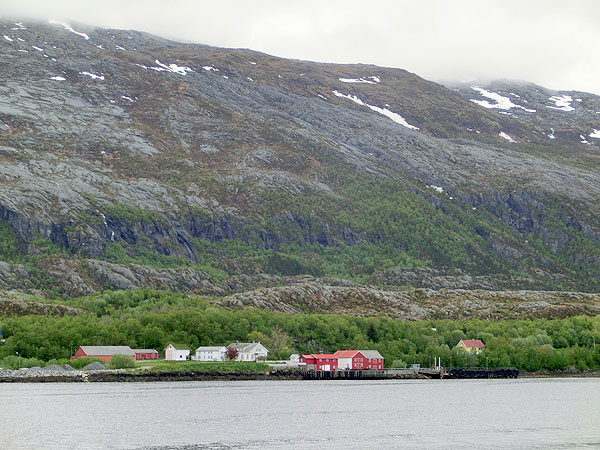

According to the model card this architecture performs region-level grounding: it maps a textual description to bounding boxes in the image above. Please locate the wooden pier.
[300,367,518,380]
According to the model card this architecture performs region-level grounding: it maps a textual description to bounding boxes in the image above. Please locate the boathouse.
[334,350,384,370]
[299,354,339,371]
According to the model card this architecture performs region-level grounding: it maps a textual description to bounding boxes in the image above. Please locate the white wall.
[337,357,352,370]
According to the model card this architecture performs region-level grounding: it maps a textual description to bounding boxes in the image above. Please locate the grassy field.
[133,360,271,373]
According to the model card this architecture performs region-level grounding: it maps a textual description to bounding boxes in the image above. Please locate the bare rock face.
[0,290,85,317]
[369,267,568,291]
[217,282,600,321]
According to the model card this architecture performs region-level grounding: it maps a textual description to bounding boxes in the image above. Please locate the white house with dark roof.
[164,344,190,361]
[193,346,227,361]
[229,342,269,361]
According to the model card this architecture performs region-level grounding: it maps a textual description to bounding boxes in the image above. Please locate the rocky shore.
[0,367,305,383]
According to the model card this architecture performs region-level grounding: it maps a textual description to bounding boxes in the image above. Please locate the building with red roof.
[334,350,384,370]
[300,354,339,371]
[300,350,384,371]
[456,339,485,354]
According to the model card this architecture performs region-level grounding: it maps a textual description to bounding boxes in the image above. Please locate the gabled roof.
[131,349,158,354]
[334,350,384,359]
[311,354,338,359]
[195,346,227,352]
[359,350,384,359]
[459,339,485,348]
[79,346,135,356]
[229,342,268,353]
[165,344,190,351]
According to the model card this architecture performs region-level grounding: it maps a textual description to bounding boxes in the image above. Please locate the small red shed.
[132,349,159,360]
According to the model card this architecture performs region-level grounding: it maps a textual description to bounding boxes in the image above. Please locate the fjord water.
[1,379,599,449]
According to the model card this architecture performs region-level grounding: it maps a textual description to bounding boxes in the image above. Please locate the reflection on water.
[1,379,599,449]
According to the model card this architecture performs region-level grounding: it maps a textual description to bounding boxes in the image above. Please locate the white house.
[193,346,227,361]
[229,342,269,362]
[164,344,190,361]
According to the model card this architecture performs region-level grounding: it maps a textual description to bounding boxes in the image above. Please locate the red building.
[132,349,159,360]
[72,346,136,362]
[334,350,384,370]
[300,350,384,371]
[299,354,339,371]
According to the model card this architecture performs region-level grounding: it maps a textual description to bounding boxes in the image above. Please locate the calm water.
[1,378,599,449]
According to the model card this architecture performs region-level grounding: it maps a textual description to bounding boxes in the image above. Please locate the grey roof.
[132,349,158,354]
[165,344,190,351]
[359,350,384,359]
[195,346,227,352]
[229,342,268,353]
[80,346,135,356]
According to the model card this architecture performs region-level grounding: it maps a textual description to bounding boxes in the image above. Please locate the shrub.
[110,354,135,369]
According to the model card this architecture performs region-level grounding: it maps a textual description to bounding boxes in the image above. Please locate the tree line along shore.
[1,289,599,374]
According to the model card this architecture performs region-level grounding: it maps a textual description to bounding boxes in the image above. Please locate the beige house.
[456,339,485,354]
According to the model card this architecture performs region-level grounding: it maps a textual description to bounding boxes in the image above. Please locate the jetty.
[300,367,518,380]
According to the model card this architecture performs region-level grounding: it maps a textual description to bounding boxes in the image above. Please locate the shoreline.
[1,368,598,383]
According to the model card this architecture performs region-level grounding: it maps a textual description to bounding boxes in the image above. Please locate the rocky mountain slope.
[1,18,600,302]
[217,281,600,320]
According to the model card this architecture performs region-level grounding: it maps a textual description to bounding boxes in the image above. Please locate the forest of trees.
[1,289,599,372]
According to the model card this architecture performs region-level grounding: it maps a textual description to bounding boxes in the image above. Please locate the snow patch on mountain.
[79,71,104,80]
[3,35,13,42]
[333,90,419,130]
[428,185,444,193]
[49,21,89,40]
[547,95,574,112]
[339,76,380,84]
[547,128,556,139]
[138,60,192,75]
[580,135,590,145]
[50,76,66,81]
[499,132,516,143]
[470,87,536,112]
[590,129,600,139]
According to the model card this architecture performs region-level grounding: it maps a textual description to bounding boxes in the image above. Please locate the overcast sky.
[3,0,600,94]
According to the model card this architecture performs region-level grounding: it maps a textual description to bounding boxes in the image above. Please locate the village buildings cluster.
[73,342,271,363]
[72,339,485,369]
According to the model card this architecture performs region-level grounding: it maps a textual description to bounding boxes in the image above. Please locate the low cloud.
[3,0,599,94]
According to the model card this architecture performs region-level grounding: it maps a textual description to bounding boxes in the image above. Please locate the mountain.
[1,18,600,303]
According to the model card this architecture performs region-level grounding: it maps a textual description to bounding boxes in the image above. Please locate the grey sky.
[3,0,600,94]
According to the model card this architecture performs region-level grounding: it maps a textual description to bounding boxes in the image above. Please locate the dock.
[300,367,518,380]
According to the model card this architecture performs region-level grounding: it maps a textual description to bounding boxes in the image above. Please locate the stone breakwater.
[0,368,304,383]
[0,367,94,382]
